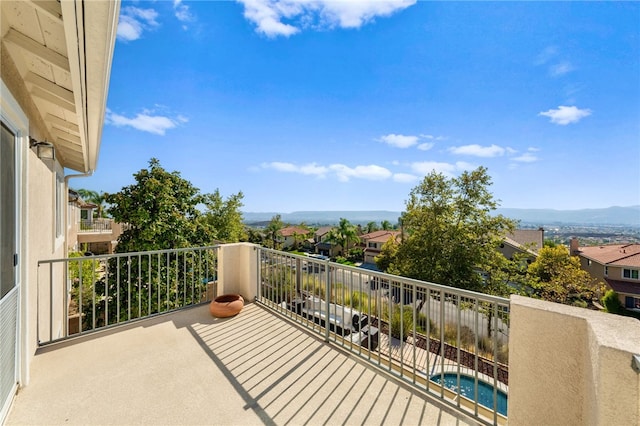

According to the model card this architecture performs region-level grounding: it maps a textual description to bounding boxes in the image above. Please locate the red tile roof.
[280,226,310,237]
[578,244,640,267]
[360,230,400,243]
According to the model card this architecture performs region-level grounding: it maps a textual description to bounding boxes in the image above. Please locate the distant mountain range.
[243,206,640,226]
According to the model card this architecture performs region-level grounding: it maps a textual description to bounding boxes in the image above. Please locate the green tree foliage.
[326,218,360,256]
[390,167,516,293]
[265,214,284,249]
[601,290,623,314]
[375,236,399,272]
[380,220,393,230]
[199,189,246,243]
[365,221,379,233]
[106,158,211,252]
[527,245,603,306]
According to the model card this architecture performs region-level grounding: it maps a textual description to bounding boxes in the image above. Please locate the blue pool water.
[431,373,508,416]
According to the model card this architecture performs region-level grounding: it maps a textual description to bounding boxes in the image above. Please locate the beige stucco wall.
[509,295,640,425]
[217,243,259,301]
[2,60,67,386]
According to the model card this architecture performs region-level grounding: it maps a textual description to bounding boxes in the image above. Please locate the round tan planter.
[209,294,244,318]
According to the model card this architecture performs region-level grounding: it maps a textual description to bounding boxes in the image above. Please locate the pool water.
[431,373,508,416]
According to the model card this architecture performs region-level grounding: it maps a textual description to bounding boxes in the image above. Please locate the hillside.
[243,206,640,226]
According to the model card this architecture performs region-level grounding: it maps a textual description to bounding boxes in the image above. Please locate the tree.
[199,189,246,243]
[106,158,211,252]
[390,167,516,293]
[375,236,399,272]
[326,218,360,256]
[527,245,603,306]
[380,220,393,230]
[365,221,379,234]
[601,290,623,314]
[264,214,284,249]
[77,188,108,218]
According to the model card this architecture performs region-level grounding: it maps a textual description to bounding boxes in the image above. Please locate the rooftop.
[6,302,475,426]
[578,243,640,267]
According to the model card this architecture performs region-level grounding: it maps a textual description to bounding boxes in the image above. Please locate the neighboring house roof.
[502,237,539,258]
[361,230,400,244]
[280,226,309,237]
[578,244,640,267]
[605,278,640,296]
[506,229,544,252]
[315,226,333,237]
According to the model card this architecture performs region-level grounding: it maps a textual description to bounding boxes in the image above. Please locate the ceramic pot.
[209,294,244,318]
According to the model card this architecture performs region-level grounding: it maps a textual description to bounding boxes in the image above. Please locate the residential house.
[571,238,640,311]
[278,226,310,250]
[313,225,335,256]
[498,228,544,261]
[0,0,119,420]
[360,230,400,265]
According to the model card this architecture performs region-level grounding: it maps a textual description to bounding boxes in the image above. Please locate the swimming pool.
[430,373,508,416]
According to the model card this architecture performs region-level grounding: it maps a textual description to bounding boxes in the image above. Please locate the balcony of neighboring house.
[74,218,125,255]
[5,244,640,426]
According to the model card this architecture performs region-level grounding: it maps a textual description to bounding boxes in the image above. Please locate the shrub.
[601,290,623,314]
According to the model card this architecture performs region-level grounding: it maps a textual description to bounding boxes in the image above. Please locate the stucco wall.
[509,295,640,425]
[2,66,66,385]
[218,243,259,301]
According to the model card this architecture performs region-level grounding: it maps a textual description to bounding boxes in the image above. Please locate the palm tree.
[381,220,393,230]
[326,218,360,256]
[77,189,108,218]
[264,214,284,249]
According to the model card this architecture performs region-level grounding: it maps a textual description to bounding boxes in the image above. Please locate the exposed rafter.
[2,28,70,72]
[31,86,76,113]
[45,113,79,133]
[31,0,63,22]
[25,72,74,104]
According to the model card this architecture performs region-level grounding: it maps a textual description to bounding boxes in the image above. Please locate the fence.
[78,219,113,232]
[37,246,218,345]
[255,247,510,425]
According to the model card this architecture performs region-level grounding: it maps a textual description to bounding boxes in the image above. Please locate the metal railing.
[37,246,218,345]
[79,219,113,232]
[255,247,510,425]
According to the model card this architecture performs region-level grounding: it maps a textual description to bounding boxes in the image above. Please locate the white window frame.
[622,269,639,280]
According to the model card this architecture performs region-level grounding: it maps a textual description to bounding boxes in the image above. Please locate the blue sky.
[84,0,640,213]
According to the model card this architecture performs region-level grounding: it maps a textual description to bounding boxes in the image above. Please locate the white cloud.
[512,153,538,163]
[550,61,574,77]
[539,105,592,125]
[535,46,557,65]
[237,0,416,37]
[330,164,392,182]
[262,161,392,181]
[173,0,196,29]
[392,173,419,183]
[106,109,185,135]
[379,133,443,149]
[409,161,475,177]
[417,142,434,151]
[448,144,505,158]
[117,7,159,41]
[378,133,419,148]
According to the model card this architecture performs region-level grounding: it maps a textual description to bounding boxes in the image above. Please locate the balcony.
[5,243,640,425]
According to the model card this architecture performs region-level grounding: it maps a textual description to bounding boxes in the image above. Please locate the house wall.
[218,243,258,301]
[509,295,640,425]
[2,66,67,386]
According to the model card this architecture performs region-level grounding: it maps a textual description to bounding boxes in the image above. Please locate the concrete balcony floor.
[7,303,476,426]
